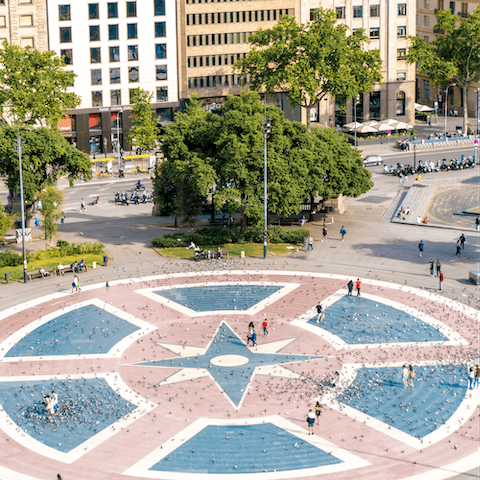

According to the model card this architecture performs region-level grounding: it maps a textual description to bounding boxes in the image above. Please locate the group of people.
[306,401,323,434]
[246,320,269,347]
[306,226,347,250]
[468,366,480,389]
[402,365,416,388]
[455,233,466,256]
[347,279,362,296]
[43,389,59,417]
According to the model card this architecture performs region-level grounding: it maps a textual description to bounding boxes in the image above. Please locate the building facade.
[46,0,179,154]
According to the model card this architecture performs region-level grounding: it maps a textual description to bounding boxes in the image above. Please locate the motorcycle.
[134,182,145,192]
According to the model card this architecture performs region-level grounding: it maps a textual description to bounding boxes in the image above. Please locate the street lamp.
[412,135,417,171]
[15,122,27,283]
[116,109,123,172]
[353,95,359,147]
[260,103,271,260]
[444,83,456,140]
[474,88,479,165]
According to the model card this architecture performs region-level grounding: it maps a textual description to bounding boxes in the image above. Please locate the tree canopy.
[234,9,383,125]
[37,186,64,244]
[127,88,158,151]
[155,92,372,227]
[0,126,92,211]
[0,41,80,128]
[406,6,480,131]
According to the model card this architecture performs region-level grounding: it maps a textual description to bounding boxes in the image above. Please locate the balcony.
[458,11,468,17]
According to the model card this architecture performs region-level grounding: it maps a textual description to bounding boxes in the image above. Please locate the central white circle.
[210,354,249,367]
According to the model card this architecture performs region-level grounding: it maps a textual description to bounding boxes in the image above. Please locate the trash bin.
[4,272,9,283]
[103,255,108,266]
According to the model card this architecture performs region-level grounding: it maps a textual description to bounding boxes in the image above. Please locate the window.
[90,47,101,63]
[109,46,119,62]
[370,5,380,16]
[110,67,120,83]
[396,71,406,81]
[438,0,444,8]
[89,3,99,19]
[424,35,429,43]
[449,1,455,13]
[353,6,363,18]
[89,25,100,41]
[126,1,136,17]
[397,48,406,60]
[396,91,405,116]
[156,108,172,121]
[127,23,137,39]
[128,66,139,82]
[370,91,381,120]
[397,3,407,15]
[91,69,102,85]
[109,24,119,40]
[155,43,166,59]
[397,26,406,37]
[128,45,138,61]
[424,80,430,99]
[156,64,167,80]
[20,37,34,47]
[92,91,103,107]
[107,2,118,18]
[0,16,5,27]
[20,15,33,27]
[129,88,137,103]
[59,27,71,43]
[155,21,166,37]
[61,48,73,65]
[154,0,165,16]
[89,113,101,130]
[111,90,121,105]
[58,5,71,21]
[370,27,379,39]
[424,15,430,26]
[157,87,168,102]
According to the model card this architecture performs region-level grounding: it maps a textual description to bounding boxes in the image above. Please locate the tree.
[234,9,383,127]
[406,7,480,132]
[156,92,372,228]
[0,202,14,242]
[0,126,92,215]
[36,186,64,244]
[0,41,80,128]
[127,88,158,152]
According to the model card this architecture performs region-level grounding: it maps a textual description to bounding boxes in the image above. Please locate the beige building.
[0,0,48,51]
[416,0,479,122]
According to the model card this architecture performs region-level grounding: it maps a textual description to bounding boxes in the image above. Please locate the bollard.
[5,272,9,284]
[241,251,245,258]
[92,261,96,269]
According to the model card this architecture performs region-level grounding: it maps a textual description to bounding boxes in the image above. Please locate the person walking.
[315,401,322,424]
[476,217,479,231]
[418,240,424,257]
[474,366,480,389]
[439,272,444,290]
[355,278,361,296]
[468,366,475,389]
[402,365,409,388]
[306,409,316,435]
[80,199,86,212]
[315,303,324,323]
[262,319,269,336]
[435,259,441,277]
[72,275,80,294]
[307,236,313,251]
[408,365,416,388]
[340,226,347,241]
[347,280,354,296]
[455,241,461,256]
[459,233,465,250]
[322,227,328,242]
[429,259,434,276]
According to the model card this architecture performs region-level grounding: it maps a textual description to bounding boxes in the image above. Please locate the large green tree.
[234,9,383,126]
[0,127,91,214]
[127,88,158,152]
[0,202,14,242]
[37,186,64,244]
[406,7,480,132]
[0,41,80,128]
[155,92,372,227]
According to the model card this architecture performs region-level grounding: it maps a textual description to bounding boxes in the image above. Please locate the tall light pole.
[474,88,479,165]
[260,101,271,260]
[412,136,417,171]
[116,109,123,172]
[15,122,27,283]
[353,96,359,147]
[444,83,456,139]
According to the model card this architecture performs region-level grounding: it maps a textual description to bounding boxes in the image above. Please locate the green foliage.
[27,241,105,261]
[0,250,23,268]
[234,10,382,125]
[0,126,92,209]
[127,88,158,151]
[0,201,14,241]
[152,226,309,248]
[0,41,80,128]
[37,186,64,243]
[406,6,480,130]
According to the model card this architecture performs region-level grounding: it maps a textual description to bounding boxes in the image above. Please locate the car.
[363,155,383,166]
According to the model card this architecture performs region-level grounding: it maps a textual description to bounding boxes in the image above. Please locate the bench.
[56,265,74,275]
[27,267,54,280]
[277,218,302,226]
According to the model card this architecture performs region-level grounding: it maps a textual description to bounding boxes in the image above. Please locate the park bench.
[56,265,74,275]
[27,267,54,280]
[277,218,302,226]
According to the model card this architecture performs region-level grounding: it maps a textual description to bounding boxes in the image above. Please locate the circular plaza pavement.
[0,270,478,480]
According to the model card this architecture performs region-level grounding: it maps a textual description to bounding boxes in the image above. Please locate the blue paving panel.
[154,285,283,312]
[140,323,321,408]
[0,378,137,453]
[5,305,140,357]
[150,423,343,473]
[337,365,468,438]
[308,296,447,344]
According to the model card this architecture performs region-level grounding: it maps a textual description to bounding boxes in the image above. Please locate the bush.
[0,250,23,268]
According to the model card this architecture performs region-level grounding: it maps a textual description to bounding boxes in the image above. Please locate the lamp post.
[15,122,27,283]
[116,109,123,172]
[412,136,417,171]
[353,96,359,147]
[260,102,271,260]
[444,83,456,140]
[474,88,479,165]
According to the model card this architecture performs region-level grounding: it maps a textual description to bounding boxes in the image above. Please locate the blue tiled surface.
[337,365,467,438]
[150,423,342,473]
[0,378,137,452]
[140,323,320,408]
[154,285,283,312]
[308,296,447,344]
[6,305,140,357]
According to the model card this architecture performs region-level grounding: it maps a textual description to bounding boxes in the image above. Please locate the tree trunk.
[462,85,468,134]
[240,213,247,231]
